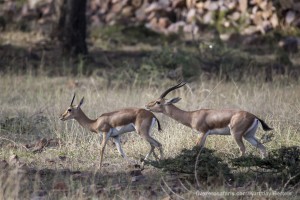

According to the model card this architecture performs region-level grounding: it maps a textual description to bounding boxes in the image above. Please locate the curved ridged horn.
[70,93,76,106]
[160,81,186,98]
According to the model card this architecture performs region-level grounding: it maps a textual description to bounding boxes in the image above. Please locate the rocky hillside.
[1,0,300,36]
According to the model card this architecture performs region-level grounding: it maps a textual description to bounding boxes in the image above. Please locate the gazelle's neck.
[163,104,192,127]
[74,109,98,133]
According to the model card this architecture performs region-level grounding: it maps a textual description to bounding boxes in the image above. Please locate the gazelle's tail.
[257,118,273,131]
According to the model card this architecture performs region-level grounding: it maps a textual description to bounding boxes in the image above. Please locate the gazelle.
[60,94,163,169]
[145,82,273,158]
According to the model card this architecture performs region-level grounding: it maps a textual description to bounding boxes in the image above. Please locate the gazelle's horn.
[70,93,76,106]
[160,81,186,98]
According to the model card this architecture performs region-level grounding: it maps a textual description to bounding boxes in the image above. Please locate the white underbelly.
[111,123,136,137]
[209,127,231,135]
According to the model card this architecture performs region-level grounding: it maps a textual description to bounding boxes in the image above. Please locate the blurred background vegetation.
[0,0,299,83]
[1,1,300,198]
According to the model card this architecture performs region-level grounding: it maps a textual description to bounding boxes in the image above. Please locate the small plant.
[231,146,300,188]
[146,147,233,183]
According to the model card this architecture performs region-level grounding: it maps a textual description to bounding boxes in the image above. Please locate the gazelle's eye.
[157,101,160,105]
[67,109,72,112]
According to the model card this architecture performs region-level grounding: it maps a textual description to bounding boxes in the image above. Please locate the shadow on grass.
[231,146,300,189]
[146,147,234,186]
[0,164,158,199]
[146,146,300,191]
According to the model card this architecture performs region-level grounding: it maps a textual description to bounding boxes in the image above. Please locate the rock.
[278,37,299,53]
[158,17,171,29]
[130,169,142,176]
[72,172,90,180]
[186,0,196,9]
[167,21,186,33]
[135,2,149,21]
[203,11,214,24]
[0,160,9,169]
[121,6,133,17]
[204,0,219,11]
[285,10,296,24]
[130,169,145,182]
[131,175,146,182]
[186,8,196,23]
[53,181,68,192]
[30,190,48,200]
[159,0,170,7]
[294,3,300,12]
[196,2,204,11]
[279,0,293,10]
[242,25,258,35]
[183,24,198,34]
[239,0,248,12]
[257,0,267,10]
[111,1,124,13]
[252,11,263,25]
[270,13,279,27]
[172,0,185,8]
[58,155,67,161]
[145,2,164,14]
[32,138,48,153]
[9,154,19,165]
[131,0,143,8]
[229,11,241,21]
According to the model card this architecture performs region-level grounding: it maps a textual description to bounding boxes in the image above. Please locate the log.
[285,11,296,24]
[111,1,124,13]
[121,6,134,17]
[172,0,185,9]
[239,0,248,13]
[270,13,279,27]
[131,0,143,8]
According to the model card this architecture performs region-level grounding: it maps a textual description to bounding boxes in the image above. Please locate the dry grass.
[0,75,299,199]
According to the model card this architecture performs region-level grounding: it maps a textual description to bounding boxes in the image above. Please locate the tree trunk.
[57,0,88,57]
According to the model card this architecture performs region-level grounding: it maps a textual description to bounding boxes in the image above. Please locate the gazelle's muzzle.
[59,114,67,121]
[145,101,156,110]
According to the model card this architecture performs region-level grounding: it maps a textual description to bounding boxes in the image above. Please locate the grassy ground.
[0,75,299,199]
[0,25,300,199]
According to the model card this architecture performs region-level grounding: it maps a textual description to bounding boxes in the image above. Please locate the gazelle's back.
[100,108,155,127]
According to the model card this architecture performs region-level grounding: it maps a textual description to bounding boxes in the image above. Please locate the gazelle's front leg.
[99,130,112,170]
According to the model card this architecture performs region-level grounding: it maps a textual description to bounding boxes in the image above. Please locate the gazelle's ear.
[165,97,181,105]
[78,97,84,108]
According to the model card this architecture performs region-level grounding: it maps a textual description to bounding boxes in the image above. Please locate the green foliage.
[231,146,300,186]
[197,42,255,80]
[0,114,50,136]
[91,25,171,47]
[145,46,200,79]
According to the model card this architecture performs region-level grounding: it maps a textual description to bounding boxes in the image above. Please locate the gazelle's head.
[60,94,84,121]
[145,82,186,113]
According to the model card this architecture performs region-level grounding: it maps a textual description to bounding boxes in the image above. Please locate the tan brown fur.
[60,95,163,170]
[146,82,272,158]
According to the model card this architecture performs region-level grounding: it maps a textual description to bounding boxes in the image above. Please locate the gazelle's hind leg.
[244,119,267,158]
[112,136,125,158]
[231,132,246,156]
[112,136,137,163]
[137,118,163,161]
[244,137,267,158]
[196,131,210,147]
[143,137,162,161]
